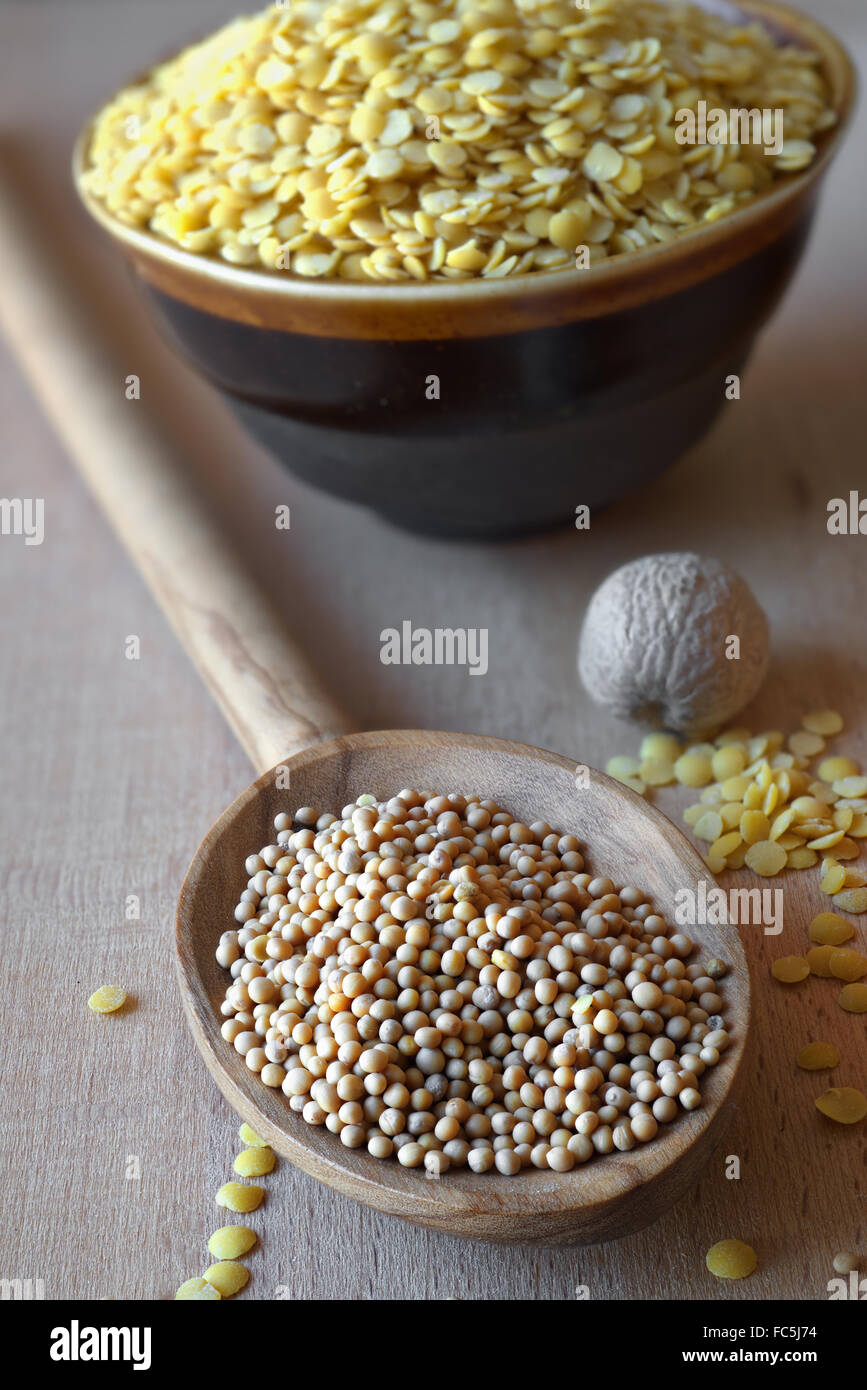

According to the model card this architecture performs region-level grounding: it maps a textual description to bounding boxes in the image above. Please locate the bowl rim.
[175,728,752,1234]
[73,0,856,322]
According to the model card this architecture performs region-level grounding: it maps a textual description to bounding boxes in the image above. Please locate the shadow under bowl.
[176,731,751,1246]
[74,1,855,538]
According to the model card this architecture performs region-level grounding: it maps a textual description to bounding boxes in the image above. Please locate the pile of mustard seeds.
[216,790,731,1175]
[83,0,835,281]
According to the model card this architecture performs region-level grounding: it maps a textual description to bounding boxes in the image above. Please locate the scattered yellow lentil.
[87,985,127,1014]
[674,752,713,788]
[839,983,867,1013]
[640,733,681,762]
[821,862,847,894]
[829,949,867,982]
[815,1087,867,1125]
[787,848,818,870]
[706,1239,757,1280]
[203,1261,250,1298]
[208,1226,258,1260]
[233,1146,276,1177]
[811,911,855,945]
[789,730,825,758]
[238,1123,269,1148]
[711,746,749,781]
[640,756,676,787]
[694,810,724,842]
[740,810,770,844]
[612,716,867,900]
[806,945,836,978]
[771,956,810,984]
[81,0,835,282]
[215,1182,264,1213]
[833,776,867,798]
[606,755,642,781]
[175,1276,221,1300]
[819,757,861,782]
[796,1041,839,1071]
[745,840,787,877]
[802,710,845,736]
[833,888,867,914]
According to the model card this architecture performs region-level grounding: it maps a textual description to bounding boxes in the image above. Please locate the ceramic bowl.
[73,1,855,538]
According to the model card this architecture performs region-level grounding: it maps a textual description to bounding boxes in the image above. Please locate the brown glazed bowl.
[73,2,855,538]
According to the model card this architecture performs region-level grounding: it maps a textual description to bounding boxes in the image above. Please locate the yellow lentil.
[610,715,867,898]
[233,1146,276,1177]
[203,1261,250,1298]
[710,831,742,859]
[789,730,825,758]
[839,983,867,1013]
[819,757,861,782]
[815,1087,867,1125]
[606,755,642,781]
[806,946,836,978]
[833,887,867,914]
[740,810,770,844]
[833,777,867,798]
[810,914,856,946]
[639,756,676,787]
[706,1239,757,1280]
[208,1226,258,1261]
[175,1276,221,1300]
[771,956,809,984]
[675,752,713,788]
[694,811,723,842]
[82,0,834,282]
[87,985,127,1014]
[829,950,867,982]
[238,1123,269,1148]
[796,1041,839,1071]
[745,840,787,877]
[711,746,747,781]
[215,1182,264,1213]
[787,848,818,869]
[821,863,847,895]
[803,710,844,736]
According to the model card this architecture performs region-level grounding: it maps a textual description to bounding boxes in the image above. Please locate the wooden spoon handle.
[0,157,350,774]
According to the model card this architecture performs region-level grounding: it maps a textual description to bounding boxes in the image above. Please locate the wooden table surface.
[1,0,865,1301]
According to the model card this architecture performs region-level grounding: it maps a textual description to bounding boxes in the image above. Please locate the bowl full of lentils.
[75,0,855,534]
[176,730,751,1244]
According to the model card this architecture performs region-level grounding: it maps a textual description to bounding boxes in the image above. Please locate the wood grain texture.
[177,730,750,1244]
[0,154,349,773]
[0,0,865,1301]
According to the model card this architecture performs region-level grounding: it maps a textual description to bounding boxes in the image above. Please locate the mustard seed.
[217,793,730,1177]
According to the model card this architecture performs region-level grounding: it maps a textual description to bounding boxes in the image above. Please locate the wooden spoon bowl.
[177,729,751,1245]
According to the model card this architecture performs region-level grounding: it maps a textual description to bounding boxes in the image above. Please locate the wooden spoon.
[180,735,750,1244]
[0,159,751,1245]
